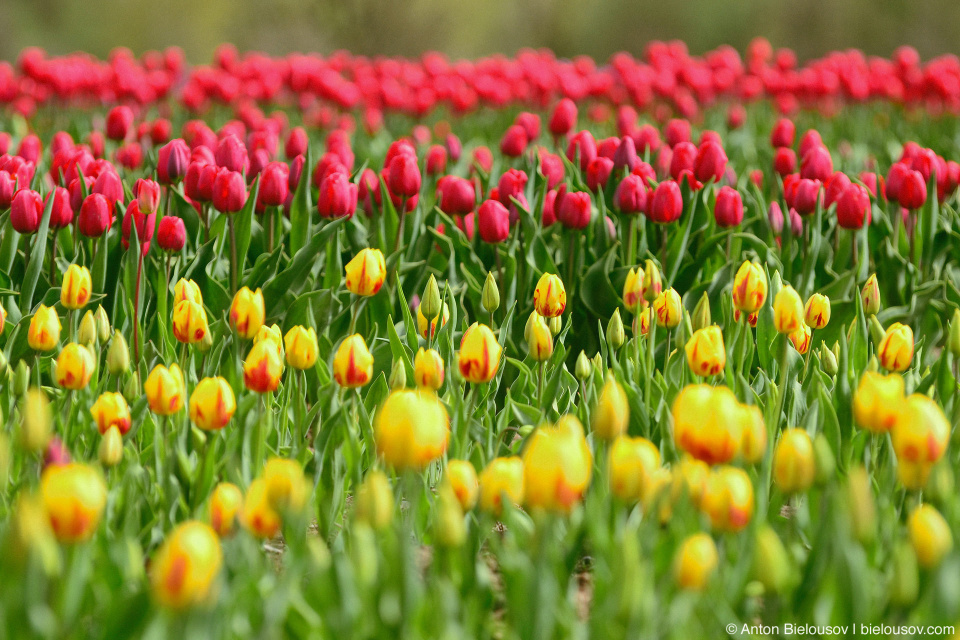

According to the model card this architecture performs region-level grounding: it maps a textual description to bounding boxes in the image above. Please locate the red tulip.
[586,157,614,192]
[557,190,592,229]
[157,216,186,251]
[773,148,797,176]
[45,187,73,229]
[258,161,289,208]
[10,189,43,234]
[78,193,112,237]
[358,168,381,212]
[669,142,697,181]
[445,134,462,163]
[836,183,871,230]
[478,199,510,243]
[0,171,15,209]
[694,141,727,184]
[215,134,249,174]
[548,98,577,137]
[472,146,493,174]
[885,162,910,202]
[116,143,143,170]
[542,189,558,227]
[436,176,475,215]
[648,180,683,224]
[824,172,851,209]
[665,119,691,147]
[791,178,822,215]
[317,171,358,219]
[768,201,784,235]
[499,125,528,158]
[566,130,597,171]
[497,169,528,207]
[150,119,172,146]
[285,127,308,160]
[714,186,743,227]
[387,153,421,198]
[770,118,795,148]
[212,169,247,213]
[800,145,833,182]
[539,152,565,188]
[612,136,638,172]
[632,124,661,154]
[614,174,647,214]
[425,145,447,176]
[121,200,156,254]
[898,169,927,210]
[106,106,134,141]
[798,130,823,160]
[515,112,541,141]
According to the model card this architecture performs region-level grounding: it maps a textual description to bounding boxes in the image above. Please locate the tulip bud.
[819,343,838,376]
[123,372,141,403]
[909,504,953,569]
[803,293,831,329]
[653,288,682,328]
[389,359,407,390]
[527,314,554,362]
[344,248,387,297]
[78,310,97,346]
[813,434,835,485]
[685,326,726,377]
[889,542,919,606]
[754,526,792,594]
[732,261,768,314]
[773,285,804,334]
[13,361,30,397]
[692,293,711,332]
[229,287,266,340]
[592,374,629,440]
[949,310,960,359]
[284,326,319,370]
[209,482,243,537]
[434,484,466,548]
[622,268,644,312]
[28,305,62,352]
[607,309,625,349]
[421,275,442,322]
[333,334,374,389]
[107,331,130,374]
[354,470,394,530]
[482,272,500,314]
[592,353,604,372]
[0,352,7,383]
[575,351,592,380]
[866,356,879,373]
[19,388,52,453]
[861,274,880,315]
[414,348,444,391]
[94,306,111,343]
[98,425,124,467]
[533,273,567,318]
[674,533,718,591]
[878,322,914,372]
[445,460,479,510]
[867,315,885,346]
[773,428,815,494]
[642,260,662,303]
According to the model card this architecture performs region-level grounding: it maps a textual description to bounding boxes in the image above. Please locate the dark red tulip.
[387,153,421,198]
[248,149,270,183]
[78,193,112,237]
[548,98,577,137]
[898,169,927,210]
[45,187,73,229]
[824,172,852,209]
[136,179,161,215]
[317,171,358,219]
[586,157,614,192]
[157,139,190,185]
[557,190,592,229]
[714,186,743,227]
[425,145,447,176]
[499,125,528,158]
[885,162,910,202]
[836,184,871,230]
[68,176,95,213]
[694,141,727,184]
[800,145,833,182]
[10,189,43,234]
[497,169,528,206]
[770,118,795,148]
[648,180,683,224]
[157,216,186,251]
[792,178,822,215]
[614,174,647,214]
[215,134,248,174]
[121,200,156,254]
[106,106,134,141]
[212,169,247,213]
[259,162,289,208]
[478,199,510,243]
[436,176,475,215]
[773,148,797,177]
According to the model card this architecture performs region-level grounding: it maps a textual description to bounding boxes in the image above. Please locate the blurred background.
[1,0,959,62]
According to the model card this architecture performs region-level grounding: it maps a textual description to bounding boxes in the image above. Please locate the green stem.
[774,337,790,431]
[228,216,238,293]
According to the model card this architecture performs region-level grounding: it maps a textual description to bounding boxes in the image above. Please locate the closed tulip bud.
[60,264,92,310]
[893,394,950,473]
[173,300,209,344]
[674,384,742,464]
[926,462,955,505]
[592,374,629,440]
[106,331,130,374]
[421,275,442,321]
[853,372,904,433]
[354,470,394,530]
[548,315,562,336]
[754,526,793,594]
[649,180,683,223]
[479,456,525,515]
[144,364,185,415]
[458,323,502,383]
[209,483,243,537]
[229,287,265,340]
[592,353,604,372]
[653,288,682,328]
[607,308,625,349]
[344,248,387,297]
[608,436,660,502]
[861,274,880,315]
[333,334,373,388]
[802,293,830,330]
[445,460,479,511]
[41,463,107,542]
[435,484,466,547]
[622,268,644,312]
[788,324,811,354]
[389,358,407,390]
[732,261,768,314]
[55,343,95,390]
[845,466,876,545]
[414,348,444,390]
[738,404,767,464]
[150,521,222,609]
[533,273,566,318]
[482,272,500,314]
[387,153,421,198]
[909,504,953,569]
[190,377,236,430]
[522,416,591,512]
[773,429,815,494]
[212,169,247,213]
[878,322,914,372]
[243,340,284,394]
[11,189,44,234]
[691,293,711,332]
[374,389,449,470]
[284,325,319,370]
[819,342,838,375]
[642,260,662,302]
[20,388,52,453]
[14,360,30,397]
[685,326,726,376]
[174,278,203,306]
[772,285,803,334]
[701,466,755,533]
[78,310,97,346]
[889,542,919,606]
[28,305,62,351]
[418,303,449,340]
[527,314,554,362]
[123,372,140,403]
[98,425,124,467]
[575,351,592,380]
[90,392,131,435]
[674,533,718,591]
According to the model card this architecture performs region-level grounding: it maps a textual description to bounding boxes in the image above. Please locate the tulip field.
[4,40,960,638]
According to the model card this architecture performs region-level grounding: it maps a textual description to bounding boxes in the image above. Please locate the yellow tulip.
[445,460,479,511]
[374,389,450,470]
[172,299,209,344]
[284,325,319,370]
[853,372,905,433]
[653,288,682,328]
[354,470,394,530]
[414,347,444,390]
[673,384,742,465]
[189,377,237,431]
[738,404,767,464]
[861,274,880,315]
[241,478,281,538]
[674,532,718,591]
[608,436,660,503]
[526,313,553,362]
[878,322,914,372]
[209,483,243,537]
[417,302,449,340]
[622,267,644,311]
[243,339,284,394]
[254,323,284,358]
[332,333,373,388]
[41,462,107,543]
[54,343,95,390]
[458,323,502,384]
[173,278,203,306]
[773,429,815,494]
[592,374,629,440]
[908,504,953,569]
[533,273,567,318]
[144,363,185,415]
[773,285,803,334]
[90,391,131,435]
[28,305,61,351]
[344,248,387,296]
[60,264,92,310]
[522,416,592,512]
[19,388,52,453]
[700,466,754,533]
[684,326,726,376]
[803,293,831,329]
[892,394,949,468]
[788,324,811,354]
[732,261,768,314]
[150,521,223,609]
[263,457,309,513]
[478,456,525,515]
[229,286,265,339]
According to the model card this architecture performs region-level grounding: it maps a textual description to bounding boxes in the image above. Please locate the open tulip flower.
[0,40,959,637]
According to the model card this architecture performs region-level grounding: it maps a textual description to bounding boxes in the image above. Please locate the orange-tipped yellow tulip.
[773,285,803,334]
[608,436,660,503]
[685,326,726,376]
[209,482,243,537]
[700,466,755,533]
[445,460,479,511]
[345,248,386,296]
[332,333,373,388]
[878,322,914,372]
[174,278,203,306]
[533,273,566,318]
[263,457,309,513]
[592,374,629,440]
[674,533,718,591]
[60,264,92,310]
[41,462,107,543]
[861,274,880,315]
[773,429,815,493]
[418,303,449,340]
[55,343,95,390]
[189,377,236,431]
[803,293,831,329]
[241,478,281,538]
[28,305,61,351]
[673,384,742,465]
[622,267,644,311]
[458,323,501,383]
[243,339,284,394]
[478,456,525,515]
[788,324,811,354]
[908,504,953,569]
[144,363,185,415]
[172,299,209,344]
[653,288,682,328]
[414,347,444,390]
[90,391,131,435]
[892,394,949,469]
[150,521,223,609]
[229,286,265,339]
[374,389,449,470]
[853,372,905,433]
[522,415,592,512]
[284,325,319,370]
[732,261,768,314]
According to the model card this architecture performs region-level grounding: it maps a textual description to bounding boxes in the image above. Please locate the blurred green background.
[1,0,959,62]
